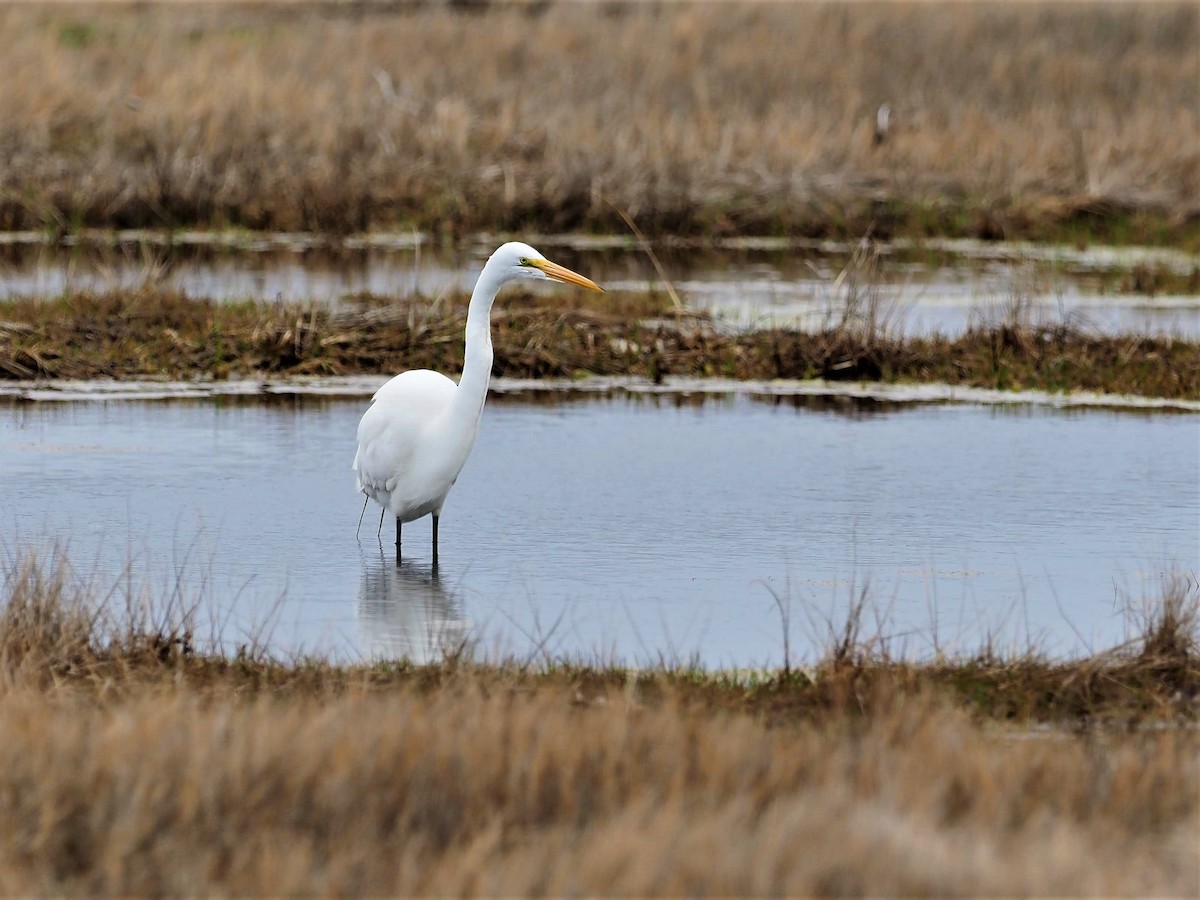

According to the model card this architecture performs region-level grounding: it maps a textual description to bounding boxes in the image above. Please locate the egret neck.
[450,258,503,426]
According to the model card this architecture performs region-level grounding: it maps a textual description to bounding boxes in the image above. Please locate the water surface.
[2,390,1195,666]
[3,233,1197,337]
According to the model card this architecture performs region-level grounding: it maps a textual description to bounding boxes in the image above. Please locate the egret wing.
[353,370,457,498]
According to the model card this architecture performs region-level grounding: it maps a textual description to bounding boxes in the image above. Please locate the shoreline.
[3,290,1198,400]
[2,549,1197,722]
[3,373,1199,412]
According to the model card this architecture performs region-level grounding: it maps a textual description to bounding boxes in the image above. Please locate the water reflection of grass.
[0,2,1196,245]
[2,287,1198,399]
[0,551,1196,894]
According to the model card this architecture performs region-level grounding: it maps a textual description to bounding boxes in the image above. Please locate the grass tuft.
[0,552,94,688]
[1131,575,1199,699]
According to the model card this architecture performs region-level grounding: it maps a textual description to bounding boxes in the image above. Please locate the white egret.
[353,241,603,566]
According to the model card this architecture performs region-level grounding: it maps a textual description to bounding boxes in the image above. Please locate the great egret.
[353,241,604,566]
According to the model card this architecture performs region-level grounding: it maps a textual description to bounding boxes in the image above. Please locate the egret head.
[490,241,604,292]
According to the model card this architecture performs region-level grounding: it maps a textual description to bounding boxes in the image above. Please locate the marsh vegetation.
[1,1,1196,243]
[1,1,1197,893]
[3,281,1197,398]
[0,554,1196,895]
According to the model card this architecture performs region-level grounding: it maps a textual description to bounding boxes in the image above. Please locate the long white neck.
[450,260,506,424]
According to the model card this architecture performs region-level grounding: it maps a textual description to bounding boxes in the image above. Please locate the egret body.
[353,242,603,565]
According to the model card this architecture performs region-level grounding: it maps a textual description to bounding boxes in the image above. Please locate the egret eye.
[518,256,531,266]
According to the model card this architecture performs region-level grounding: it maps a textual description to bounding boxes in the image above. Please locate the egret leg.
[377,507,385,537]
[356,496,368,539]
[395,517,402,563]
[431,515,440,570]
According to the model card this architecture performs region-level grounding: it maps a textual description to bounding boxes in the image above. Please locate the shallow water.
[3,233,1198,338]
[2,390,1196,666]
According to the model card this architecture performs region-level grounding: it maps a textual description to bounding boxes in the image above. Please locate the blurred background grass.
[1,1,1196,242]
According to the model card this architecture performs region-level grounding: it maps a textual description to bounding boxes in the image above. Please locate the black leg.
[356,496,369,539]
[395,516,402,563]
[431,515,439,570]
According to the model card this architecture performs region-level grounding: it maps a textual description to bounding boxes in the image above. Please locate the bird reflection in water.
[357,550,470,664]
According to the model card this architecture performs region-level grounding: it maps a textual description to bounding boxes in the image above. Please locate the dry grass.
[3,280,1199,398]
[0,1,1197,243]
[0,686,1195,896]
[0,552,1197,895]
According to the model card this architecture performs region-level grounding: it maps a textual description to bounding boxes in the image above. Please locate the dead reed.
[0,1,1196,243]
[0,685,1194,896]
[2,285,1198,398]
[0,551,1196,895]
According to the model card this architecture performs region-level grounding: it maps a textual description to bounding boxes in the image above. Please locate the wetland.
[0,1,1197,893]
[3,234,1200,398]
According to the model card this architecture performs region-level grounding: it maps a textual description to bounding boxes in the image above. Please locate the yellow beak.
[529,258,604,292]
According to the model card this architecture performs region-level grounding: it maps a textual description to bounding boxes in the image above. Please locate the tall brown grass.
[0,551,1197,894]
[0,1,1196,240]
[0,683,1195,895]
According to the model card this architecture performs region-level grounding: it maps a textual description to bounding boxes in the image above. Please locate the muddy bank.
[1,290,1197,399]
